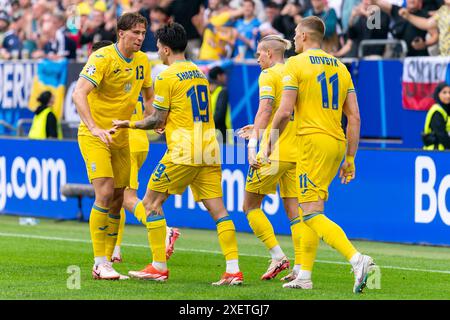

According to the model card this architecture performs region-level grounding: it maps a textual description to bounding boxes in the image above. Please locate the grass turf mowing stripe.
[1,231,450,275]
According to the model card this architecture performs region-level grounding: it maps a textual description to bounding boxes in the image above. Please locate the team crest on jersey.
[86,65,96,76]
[91,162,96,173]
[124,82,132,92]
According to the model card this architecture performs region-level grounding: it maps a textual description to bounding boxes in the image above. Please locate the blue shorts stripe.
[303,211,324,222]
[147,215,165,222]
[93,204,108,213]
[216,216,231,225]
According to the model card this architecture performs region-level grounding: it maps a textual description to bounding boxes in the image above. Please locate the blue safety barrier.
[1,138,449,245]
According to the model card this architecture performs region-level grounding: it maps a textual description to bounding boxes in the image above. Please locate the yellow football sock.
[290,216,302,266]
[105,212,121,261]
[216,216,239,260]
[89,204,109,258]
[146,215,167,262]
[247,208,278,250]
[299,221,320,271]
[116,208,126,247]
[133,201,147,225]
[304,212,357,261]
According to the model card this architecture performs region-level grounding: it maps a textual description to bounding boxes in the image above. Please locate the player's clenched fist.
[339,156,356,184]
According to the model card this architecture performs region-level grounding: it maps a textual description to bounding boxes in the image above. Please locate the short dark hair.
[37,91,53,106]
[266,1,280,9]
[152,6,169,17]
[209,66,226,81]
[117,12,148,32]
[243,0,255,7]
[92,40,113,52]
[155,22,187,53]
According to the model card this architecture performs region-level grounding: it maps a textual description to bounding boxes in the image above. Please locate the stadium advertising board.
[0,138,449,246]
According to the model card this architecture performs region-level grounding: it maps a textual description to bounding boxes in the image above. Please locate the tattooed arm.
[113,107,169,130]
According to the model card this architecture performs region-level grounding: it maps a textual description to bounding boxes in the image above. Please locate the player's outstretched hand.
[112,119,130,129]
[248,146,261,170]
[91,127,113,146]
[339,157,356,184]
[237,124,254,140]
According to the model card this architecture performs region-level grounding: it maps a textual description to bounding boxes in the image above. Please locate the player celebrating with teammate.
[238,35,302,281]
[87,40,180,265]
[73,13,152,280]
[113,23,243,285]
[268,16,375,293]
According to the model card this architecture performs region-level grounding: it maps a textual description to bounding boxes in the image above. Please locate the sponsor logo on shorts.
[91,162,96,173]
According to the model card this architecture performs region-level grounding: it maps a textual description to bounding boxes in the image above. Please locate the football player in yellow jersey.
[72,13,153,280]
[86,40,181,264]
[113,23,243,285]
[268,16,375,293]
[237,35,301,281]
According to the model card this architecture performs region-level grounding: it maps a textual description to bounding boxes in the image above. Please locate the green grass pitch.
[0,215,449,300]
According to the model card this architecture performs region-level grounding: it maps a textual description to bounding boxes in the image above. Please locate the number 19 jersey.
[282,48,355,141]
[152,60,220,166]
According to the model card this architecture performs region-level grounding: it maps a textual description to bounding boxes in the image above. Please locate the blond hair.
[297,16,325,42]
[259,35,292,54]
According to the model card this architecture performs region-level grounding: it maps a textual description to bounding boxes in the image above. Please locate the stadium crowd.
[0,0,448,61]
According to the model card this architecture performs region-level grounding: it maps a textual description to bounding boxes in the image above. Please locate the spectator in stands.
[0,13,23,60]
[209,66,232,143]
[80,8,117,50]
[375,0,439,56]
[42,14,77,60]
[304,0,339,52]
[333,0,390,58]
[230,0,267,21]
[165,0,204,59]
[259,1,283,37]
[399,0,449,56]
[0,10,10,50]
[233,0,261,59]
[28,91,61,139]
[341,0,361,33]
[138,0,159,53]
[272,1,302,56]
[198,0,243,60]
[422,82,450,150]
[149,7,170,35]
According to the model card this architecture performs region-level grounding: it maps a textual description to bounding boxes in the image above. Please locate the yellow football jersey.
[199,12,233,60]
[78,44,152,148]
[283,48,355,141]
[258,63,297,162]
[153,60,220,166]
[129,98,150,153]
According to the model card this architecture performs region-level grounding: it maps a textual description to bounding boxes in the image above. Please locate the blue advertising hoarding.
[0,138,449,246]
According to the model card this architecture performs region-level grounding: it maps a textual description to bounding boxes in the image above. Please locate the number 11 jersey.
[282,48,355,142]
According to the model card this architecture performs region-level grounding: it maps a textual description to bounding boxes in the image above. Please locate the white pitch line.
[1,232,450,275]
